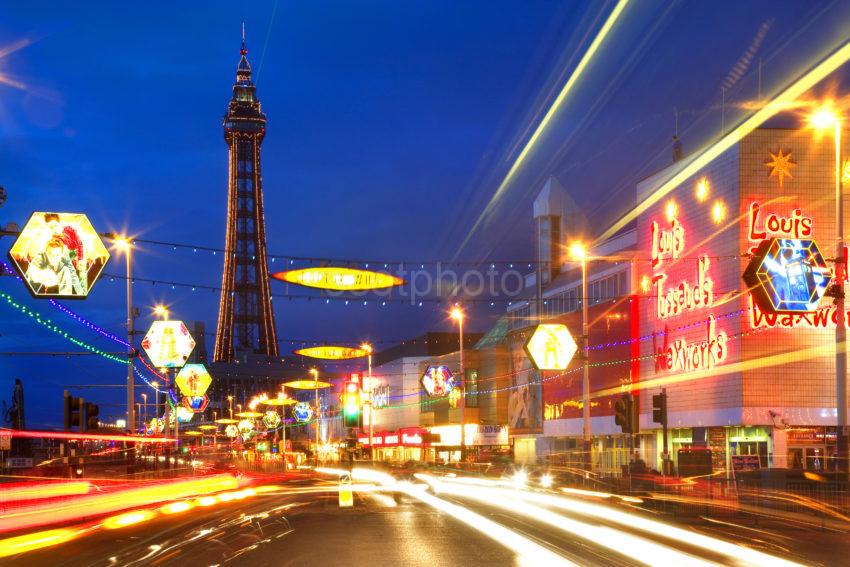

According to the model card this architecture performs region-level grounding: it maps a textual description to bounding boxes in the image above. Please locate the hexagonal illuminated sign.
[174,364,212,397]
[182,395,209,413]
[8,211,110,298]
[141,321,195,368]
[744,238,832,314]
[421,365,455,397]
[524,323,578,371]
[262,410,281,429]
[293,402,314,422]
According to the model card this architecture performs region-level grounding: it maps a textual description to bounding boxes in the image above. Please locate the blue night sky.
[1,1,849,426]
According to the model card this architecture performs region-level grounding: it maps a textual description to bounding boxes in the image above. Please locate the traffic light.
[84,402,100,432]
[342,379,362,428]
[614,393,638,434]
[64,391,84,432]
[652,390,668,426]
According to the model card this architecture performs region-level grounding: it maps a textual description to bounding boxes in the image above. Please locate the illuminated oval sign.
[294,346,369,359]
[421,365,455,397]
[271,267,404,291]
[9,211,110,298]
[744,237,832,314]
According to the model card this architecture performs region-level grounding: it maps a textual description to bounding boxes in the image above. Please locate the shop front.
[358,427,433,464]
[429,424,510,464]
[786,427,837,471]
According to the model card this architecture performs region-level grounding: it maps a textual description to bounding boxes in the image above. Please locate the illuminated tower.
[214,30,279,362]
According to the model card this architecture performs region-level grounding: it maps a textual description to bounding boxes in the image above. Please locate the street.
[3,468,847,566]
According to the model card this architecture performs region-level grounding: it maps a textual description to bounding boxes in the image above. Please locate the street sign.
[272,267,404,291]
[524,323,578,371]
[141,321,195,368]
[8,211,110,298]
[338,472,353,508]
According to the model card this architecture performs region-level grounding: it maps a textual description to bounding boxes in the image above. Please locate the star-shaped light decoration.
[765,149,795,189]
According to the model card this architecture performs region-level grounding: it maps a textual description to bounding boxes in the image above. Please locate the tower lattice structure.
[214,34,279,362]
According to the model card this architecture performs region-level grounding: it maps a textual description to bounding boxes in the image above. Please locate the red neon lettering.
[656,316,727,372]
[748,202,814,251]
[651,219,685,268]
[654,256,714,319]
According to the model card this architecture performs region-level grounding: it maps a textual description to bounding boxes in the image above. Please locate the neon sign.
[649,210,728,374]
[656,315,728,372]
[744,238,831,314]
[747,203,813,252]
[651,219,685,268]
[654,256,714,319]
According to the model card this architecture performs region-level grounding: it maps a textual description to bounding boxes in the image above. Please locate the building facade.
[635,127,850,475]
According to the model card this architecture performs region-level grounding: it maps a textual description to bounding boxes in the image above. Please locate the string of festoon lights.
[0,284,772,417]
[2,269,759,395]
[121,235,746,266]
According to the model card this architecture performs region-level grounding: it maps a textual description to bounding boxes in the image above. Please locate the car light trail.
[0,481,91,503]
[101,510,156,530]
[3,429,176,444]
[0,528,82,559]
[437,476,804,567]
[0,474,239,533]
[417,475,711,567]
[597,38,850,244]
[400,482,577,567]
[457,0,630,255]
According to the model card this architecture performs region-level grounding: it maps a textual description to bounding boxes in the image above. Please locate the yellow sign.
[283,380,333,390]
[141,321,195,368]
[294,346,369,360]
[338,473,353,508]
[174,364,212,397]
[524,323,578,371]
[9,211,110,298]
[272,267,404,291]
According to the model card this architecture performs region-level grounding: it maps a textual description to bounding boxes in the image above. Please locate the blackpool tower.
[214,31,279,362]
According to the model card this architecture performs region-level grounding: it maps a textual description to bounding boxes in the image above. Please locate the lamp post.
[310,368,320,467]
[153,305,172,439]
[811,106,849,474]
[450,307,465,464]
[228,395,234,420]
[570,243,591,472]
[113,237,134,433]
[141,393,147,436]
[361,343,374,462]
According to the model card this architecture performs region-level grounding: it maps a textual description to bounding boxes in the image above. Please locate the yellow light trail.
[432,475,805,567]
[457,0,630,255]
[597,39,850,244]
[0,528,81,559]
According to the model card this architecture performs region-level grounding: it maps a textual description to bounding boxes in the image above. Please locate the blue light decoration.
[293,402,314,423]
[182,394,209,413]
[420,365,455,397]
[744,238,832,313]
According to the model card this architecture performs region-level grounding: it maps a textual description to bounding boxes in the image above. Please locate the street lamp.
[141,393,147,436]
[450,307,466,464]
[570,242,591,471]
[310,368,320,467]
[810,104,848,474]
[227,395,234,420]
[152,304,173,438]
[154,304,169,321]
[112,236,135,434]
[361,343,374,462]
